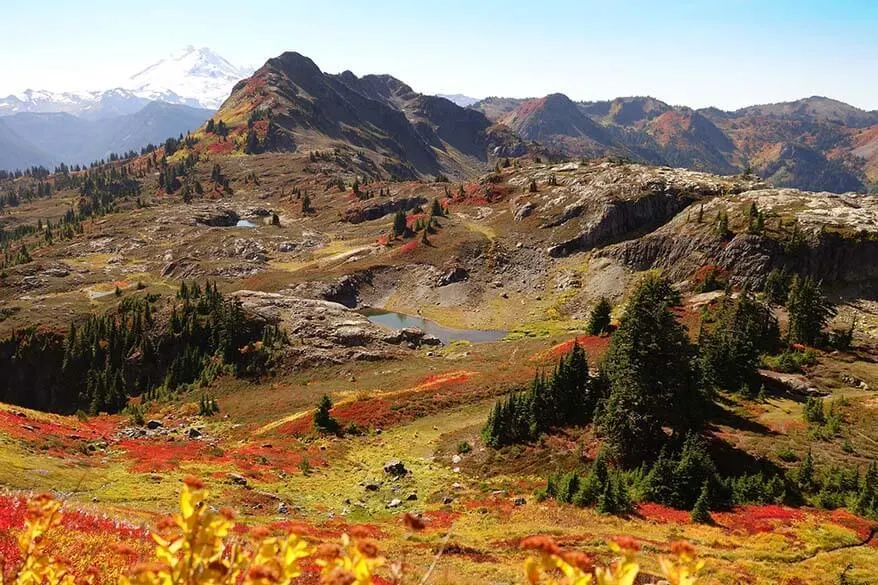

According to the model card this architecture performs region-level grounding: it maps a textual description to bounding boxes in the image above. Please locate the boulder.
[383,459,408,477]
[437,266,468,287]
[387,499,402,509]
[227,473,249,487]
[342,196,427,224]
[146,420,163,430]
[513,202,536,222]
[759,369,827,396]
[191,207,240,227]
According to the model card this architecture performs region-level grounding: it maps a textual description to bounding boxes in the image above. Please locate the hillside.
[0,102,212,169]
[0,117,56,169]
[472,94,878,194]
[1,44,878,583]
[196,52,520,180]
[1,148,878,583]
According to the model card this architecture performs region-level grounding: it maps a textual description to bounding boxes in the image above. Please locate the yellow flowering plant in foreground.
[1,478,702,585]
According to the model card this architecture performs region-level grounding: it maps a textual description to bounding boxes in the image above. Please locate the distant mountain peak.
[126,46,252,110]
[437,94,479,107]
[0,47,250,118]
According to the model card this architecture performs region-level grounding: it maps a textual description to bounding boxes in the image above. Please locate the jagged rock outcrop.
[341,196,428,224]
[509,161,762,258]
[231,290,439,367]
[189,206,241,227]
[597,189,878,288]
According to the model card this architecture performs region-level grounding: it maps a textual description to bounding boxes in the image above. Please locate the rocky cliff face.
[596,189,878,288]
[505,161,762,257]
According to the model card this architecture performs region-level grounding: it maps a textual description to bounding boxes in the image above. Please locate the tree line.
[0,281,285,415]
[483,271,870,520]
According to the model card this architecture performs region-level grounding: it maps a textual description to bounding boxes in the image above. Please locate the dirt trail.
[252,370,479,436]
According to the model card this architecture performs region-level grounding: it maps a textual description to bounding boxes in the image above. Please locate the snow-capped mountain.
[0,47,251,118]
[125,46,252,110]
[437,93,480,107]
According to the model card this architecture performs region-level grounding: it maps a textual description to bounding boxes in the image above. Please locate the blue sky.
[2,0,877,110]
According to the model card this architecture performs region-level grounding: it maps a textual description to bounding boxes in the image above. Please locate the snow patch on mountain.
[0,47,252,117]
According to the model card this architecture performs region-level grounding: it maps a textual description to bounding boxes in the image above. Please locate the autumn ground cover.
[0,333,877,583]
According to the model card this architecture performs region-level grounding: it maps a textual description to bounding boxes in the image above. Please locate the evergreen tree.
[244,130,260,155]
[587,297,613,335]
[391,211,408,239]
[482,344,593,447]
[643,445,676,505]
[598,275,702,465]
[764,268,792,305]
[698,290,778,393]
[715,211,730,237]
[691,482,713,524]
[314,394,339,434]
[854,462,877,517]
[798,448,815,490]
[787,276,836,345]
[430,198,444,217]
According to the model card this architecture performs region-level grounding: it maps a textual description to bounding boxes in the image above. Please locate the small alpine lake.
[359,308,506,345]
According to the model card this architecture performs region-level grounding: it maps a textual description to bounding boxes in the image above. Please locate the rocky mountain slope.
[202,52,523,179]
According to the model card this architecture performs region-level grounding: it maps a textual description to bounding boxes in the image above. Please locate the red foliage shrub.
[118,439,207,473]
[825,509,878,540]
[637,503,691,524]
[405,213,426,228]
[208,141,234,154]
[398,241,418,254]
[531,336,611,363]
[713,505,805,534]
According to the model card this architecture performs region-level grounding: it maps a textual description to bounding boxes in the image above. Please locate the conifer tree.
[598,275,702,465]
[763,268,792,305]
[391,211,408,239]
[798,448,815,490]
[787,276,836,345]
[314,394,339,434]
[691,482,712,524]
[699,290,778,393]
[587,297,613,335]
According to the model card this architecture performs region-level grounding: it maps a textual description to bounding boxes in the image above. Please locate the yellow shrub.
[1,479,702,585]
